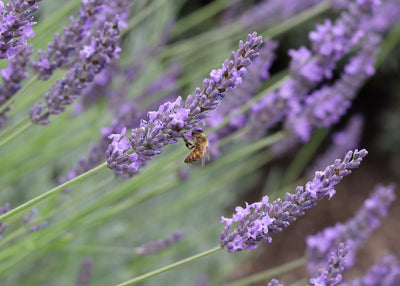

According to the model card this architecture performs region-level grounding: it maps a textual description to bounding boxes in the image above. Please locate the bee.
[182,129,210,167]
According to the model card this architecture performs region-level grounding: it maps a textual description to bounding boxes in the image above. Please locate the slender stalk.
[114,246,223,286]
[0,117,32,148]
[0,162,107,222]
[229,256,307,286]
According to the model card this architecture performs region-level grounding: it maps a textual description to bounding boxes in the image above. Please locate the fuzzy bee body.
[182,130,209,167]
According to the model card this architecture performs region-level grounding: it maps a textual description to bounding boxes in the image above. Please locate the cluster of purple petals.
[0,202,9,241]
[58,63,181,187]
[0,44,32,128]
[267,279,284,286]
[106,32,263,176]
[220,149,367,252]
[308,243,348,286]
[206,40,277,156]
[30,18,121,125]
[0,0,39,60]
[341,255,400,286]
[306,184,396,275]
[76,257,93,286]
[23,208,48,232]
[31,0,131,80]
[136,231,183,255]
[286,34,381,141]
[246,0,381,141]
[306,114,364,176]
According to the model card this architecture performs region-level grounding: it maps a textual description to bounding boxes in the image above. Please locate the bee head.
[191,128,203,138]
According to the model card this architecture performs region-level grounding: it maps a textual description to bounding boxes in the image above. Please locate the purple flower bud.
[309,243,348,286]
[0,0,39,60]
[76,257,93,285]
[136,231,183,255]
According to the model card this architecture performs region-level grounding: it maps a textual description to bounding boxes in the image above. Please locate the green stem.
[376,19,400,68]
[171,0,230,37]
[229,256,306,286]
[281,128,330,186]
[114,246,223,286]
[0,162,107,222]
[0,117,32,148]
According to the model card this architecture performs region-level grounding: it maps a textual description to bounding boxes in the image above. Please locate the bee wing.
[206,145,210,160]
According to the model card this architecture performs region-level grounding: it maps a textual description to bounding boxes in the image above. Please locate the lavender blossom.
[247,0,380,140]
[0,0,39,60]
[28,221,47,233]
[76,257,93,285]
[31,0,131,80]
[106,32,263,176]
[267,279,284,286]
[308,243,348,286]
[286,34,380,141]
[0,202,9,241]
[0,44,32,127]
[306,184,396,274]
[30,19,121,125]
[136,231,183,255]
[306,114,364,176]
[23,208,38,224]
[220,149,368,253]
[206,40,277,156]
[341,255,400,286]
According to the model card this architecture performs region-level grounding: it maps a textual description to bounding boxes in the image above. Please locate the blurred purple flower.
[309,243,348,286]
[220,149,368,252]
[341,255,400,286]
[30,18,121,125]
[136,231,183,255]
[106,32,263,176]
[23,208,38,224]
[267,279,284,286]
[286,34,380,141]
[0,0,39,60]
[206,40,277,155]
[0,44,32,127]
[0,202,9,241]
[307,114,364,176]
[76,257,93,285]
[306,184,396,274]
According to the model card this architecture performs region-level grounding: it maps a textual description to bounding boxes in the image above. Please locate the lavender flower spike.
[136,231,183,255]
[106,32,263,177]
[30,18,121,125]
[220,149,368,253]
[306,183,396,274]
[341,254,400,286]
[267,279,284,286]
[0,0,40,60]
[308,243,348,286]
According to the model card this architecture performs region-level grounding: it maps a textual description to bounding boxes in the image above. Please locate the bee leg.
[182,135,195,150]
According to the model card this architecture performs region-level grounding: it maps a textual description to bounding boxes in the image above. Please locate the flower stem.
[0,117,32,148]
[229,256,307,286]
[0,162,108,222]
[114,246,223,286]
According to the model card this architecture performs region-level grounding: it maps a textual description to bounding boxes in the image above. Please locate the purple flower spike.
[309,243,348,286]
[0,0,40,60]
[306,184,396,274]
[136,231,184,255]
[267,279,284,286]
[76,257,93,286]
[220,149,368,253]
[0,44,32,128]
[30,19,121,125]
[341,255,400,286]
[106,32,263,177]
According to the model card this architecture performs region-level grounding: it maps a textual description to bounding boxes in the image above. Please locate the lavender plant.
[0,0,399,285]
